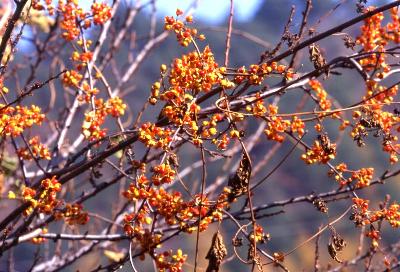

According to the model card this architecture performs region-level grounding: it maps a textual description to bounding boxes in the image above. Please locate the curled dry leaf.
[309,43,329,78]
[228,152,251,201]
[206,231,227,272]
[327,231,346,263]
[318,133,336,157]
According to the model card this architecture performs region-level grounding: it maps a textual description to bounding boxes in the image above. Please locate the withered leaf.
[206,231,228,272]
[327,232,346,263]
[318,133,336,156]
[228,152,252,201]
[328,242,342,263]
[309,43,329,78]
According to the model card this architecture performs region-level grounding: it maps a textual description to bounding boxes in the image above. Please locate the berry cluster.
[17,136,51,160]
[58,0,86,41]
[21,176,89,226]
[62,69,83,87]
[60,203,89,225]
[164,9,205,47]
[22,176,61,216]
[234,62,293,85]
[308,79,333,113]
[329,163,374,188]
[301,134,336,164]
[81,97,126,141]
[0,105,44,137]
[154,249,187,272]
[264,105,290,143]
[91,2,112,25]
[151,163,176,185]
[138,123,173,149]
[356,7,400,77]
[352,197,400,228]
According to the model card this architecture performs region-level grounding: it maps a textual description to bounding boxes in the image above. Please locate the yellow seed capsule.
[160,64,167,72]
[145,217,152,224]
[352,111,362,118]
[209,127,217,135]
[229,130,240,138]
[152,82,161,89]
[152,88,159,97]
[72,51,80,61]
[8,191,16,199]
[185,15,193,23]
